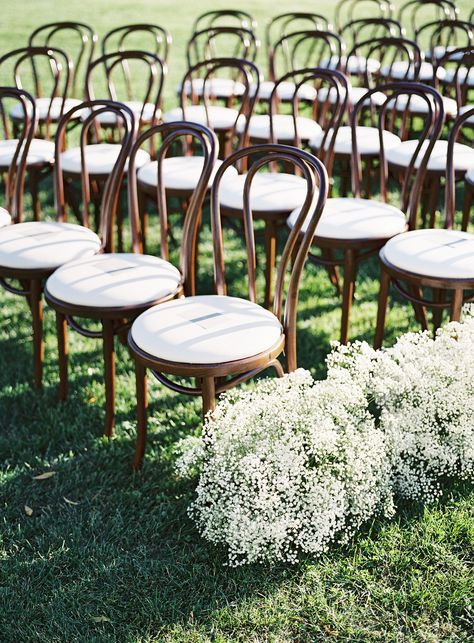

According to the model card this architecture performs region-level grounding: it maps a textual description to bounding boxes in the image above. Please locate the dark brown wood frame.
[397,0,459,35]
[334,0,394,33]
[101,23,172,65]
[192,10,257,34]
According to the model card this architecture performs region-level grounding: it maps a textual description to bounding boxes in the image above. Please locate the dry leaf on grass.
[33,471,56,480]
[91,616,111,623]
[63,497,80,506]
[24,505,33,516]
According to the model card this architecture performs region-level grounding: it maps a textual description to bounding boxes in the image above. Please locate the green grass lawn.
[1,1,474,641]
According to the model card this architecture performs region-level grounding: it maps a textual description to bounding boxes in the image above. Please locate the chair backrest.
[54,100,136,251]
[0,46,72,138]
[265,13,332,55]
[334,0,394,32]
[28,22,97,98]
[435,46,474,106]
[415,19,473,62]
[345,36,423,86]
[397,0,458,35]
[268,30,344,81]
[101,24,172,64]
[86,50,166,127]
[350,82,445,228]
[186,26,259,68]
[179,57,260,149]
[192,10,257,33]
[445,106,474,229]
[267,68,348,173]
[0,87,37,222]
[340,18,404,46]
[127,122,218,294]
[209,144,328,370]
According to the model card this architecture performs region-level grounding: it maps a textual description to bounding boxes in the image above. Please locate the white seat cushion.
[442,66,474,87]
[459,104,474,125]
[46,253,181,308]
[390,94,457,117]
[310,126,401,156]
[0,138,55,167]
[130,294,283,364]
[250,81,317,101]
[287,197,406,240]
[386,140,474,172]
[9,97,83,121]
[137,156,237,190]
[0,206,11,227]
[466,166,474,184]
[163,105,241,130]
[238,114,322,142]
[60,143,149,175]
[383,229,474,279]
[0,221,100,270]
[316,85,386,107]
[178,78,246,98]
[380,60,443,81]
[320,54,380,75]
[82,101,160,125]
[219,172,308,212]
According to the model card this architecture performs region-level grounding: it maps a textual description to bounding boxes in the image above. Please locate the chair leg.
[374,267,391,349]
[56,311,68,401]
[409,285,428,331]
[428,177,440,228]
[202,376,216,420]
[264,220,277,309]
[340,249,356,345]
[432,288,445,332]
[450,289,463,322]
[28,169,41,222]
[102,319,116,437]
[461,183,472,232]
[132,360,148,470]
[138,188,148,253]
[30,279,44,389]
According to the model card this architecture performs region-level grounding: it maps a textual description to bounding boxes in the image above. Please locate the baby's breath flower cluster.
[177,313,474,565]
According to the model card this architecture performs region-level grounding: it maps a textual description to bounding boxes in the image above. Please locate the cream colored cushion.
[9,97,83,121]
[310,126,401,156]
[380,60,443,81]
[60,143,149,175]
[0,221,100,270]
[137,156,237,190]
[383,229,474,279]
[130,294,283,364]
[46,253,181,308]
[219,172,308,212]
[316,85,386,107]
[288,197,406,240]
[386,140,474,172]
[443,66,474,87]
[163,105,241,130]
[0,207,11,227]
[459,104,474,125]
[250,81,317,101]
[0,138,55,167]
[178,78,246,97]
[390,94,457,117]
[239,114,322,141]
[82,101,159,125]
[320,54,380,74]
[466,166,474,184]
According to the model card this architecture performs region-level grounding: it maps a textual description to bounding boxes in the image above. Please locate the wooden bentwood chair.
[374,106,474,347]
[127,144,328,468]
[44,122,217,438]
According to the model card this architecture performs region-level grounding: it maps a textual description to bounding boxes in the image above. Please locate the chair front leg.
[56,311,68,401]
[340,248,357,345]
[30,279,44,389]
[264,219,277,309]
[202,376,216,420]
[374,267,391,349]
[133,360,148,470]
[451,289,464,323]
[102,318,116,437]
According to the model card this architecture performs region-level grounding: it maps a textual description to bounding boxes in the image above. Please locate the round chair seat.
[60,143,150,175]
[0,221,100,270]
[177,78,246,98]
[380,60,442,81]
[82,101,160,125]
[288,197,406,240]
[137,156,237,191]
[386,140,474,172]
[316,86,386,107]
[442,66,474,87]
[0,206,11,227]
[320,54,380,75]
[46,253,181,308]
[9,97,83,121]
[310,126,401,156]
[459,104,474,125]
[383,229,474,279]
[237,114,322,142]
[0,138,55,167]
[130,294,283,365]
[250,81,317,102]
[163,105,241,130]
[219,172,308,212]
[389,93,458,117]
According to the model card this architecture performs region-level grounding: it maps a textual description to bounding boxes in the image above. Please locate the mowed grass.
[1,1,474,641]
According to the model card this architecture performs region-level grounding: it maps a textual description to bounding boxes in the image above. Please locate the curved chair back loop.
[397,0,458,35]
[340,17,404,44]
[186,26,260,68]
[86,50,167,127]
[265,13,332,58]
[54,100,136,251]
[445,107,474,230]
[127,122,218,293]
[0,46,72,138]
[415,19,473,65]
[0,87,37,222]
[192,10,257,34]
[435,46,474,107]
[28,22,97,98]
[269,30,344,81]
[102,24,172,64]
[350,82,445,226]
[210,144,328,369]
[334,0,394,32]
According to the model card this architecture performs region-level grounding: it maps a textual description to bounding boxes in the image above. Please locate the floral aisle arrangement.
[177,314,474,566]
